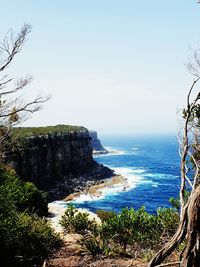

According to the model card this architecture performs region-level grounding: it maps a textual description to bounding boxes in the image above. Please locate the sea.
[55,134,181,214]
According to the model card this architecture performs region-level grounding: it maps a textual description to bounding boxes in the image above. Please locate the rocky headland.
[4,125,113,200]
[89,130,108,154]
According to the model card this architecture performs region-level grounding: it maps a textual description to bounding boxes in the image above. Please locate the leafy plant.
[0,164,48,216]
[60,204,179,257]
[169,190,190,211]
[60,204,97,233]
[100,206,161,251]
[0,164,61,266]
[80,234,104,256]
[157,208,179,237]
[0,187,61,266]
[85,206,179,255]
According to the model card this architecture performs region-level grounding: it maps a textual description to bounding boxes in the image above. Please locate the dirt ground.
[46,233,147,267]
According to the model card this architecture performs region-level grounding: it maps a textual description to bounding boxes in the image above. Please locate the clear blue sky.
[1,1,200,134]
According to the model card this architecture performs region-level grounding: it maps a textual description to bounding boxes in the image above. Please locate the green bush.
[0,189,61,267]
[60,204,97,234]
[0,165,48,216]
[80,206,179,255]
[0,164,61,266]
[80,235,104,256]
[100,206,159,251]
[60,204,179,256]
[157,208,179,236]
[169,191,190,211]
[169,197,180,210]
[80,225,113,256]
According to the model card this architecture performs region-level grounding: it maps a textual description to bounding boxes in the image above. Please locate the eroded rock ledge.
[4,125,113,200]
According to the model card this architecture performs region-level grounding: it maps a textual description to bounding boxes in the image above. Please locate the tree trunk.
[180,185,200,267]
[148,204,188,267]
[148,185,200,267]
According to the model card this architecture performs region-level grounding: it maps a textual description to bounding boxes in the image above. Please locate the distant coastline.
[89,130,108,155]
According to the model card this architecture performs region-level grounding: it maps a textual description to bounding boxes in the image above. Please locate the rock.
[4,127,113,200]
[89,131,108,154]
[64,192,80,201]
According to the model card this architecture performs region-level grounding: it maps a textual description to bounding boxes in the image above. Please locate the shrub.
[0,164,61,266]
[18,213,61,266]
[169,190,190,211]
[60,205,179,256]
[80,235,104,256]
[81,206,179,255]
[0,165,48,216]
[157,208,179,237]
[60,204,97,233]
[0,189,61,267]
[100,206,159,251]
[80,225,112,256]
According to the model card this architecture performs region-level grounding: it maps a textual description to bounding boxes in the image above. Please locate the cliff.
[89,131,108,154]
[4,125,113,200]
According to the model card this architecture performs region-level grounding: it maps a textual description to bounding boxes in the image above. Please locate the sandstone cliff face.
[89,131,108,154]
[5,130,113,199]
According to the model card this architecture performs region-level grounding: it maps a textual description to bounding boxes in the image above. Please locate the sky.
[0,1,200,135]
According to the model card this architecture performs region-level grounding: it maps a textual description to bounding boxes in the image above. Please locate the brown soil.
[46,233,146,267]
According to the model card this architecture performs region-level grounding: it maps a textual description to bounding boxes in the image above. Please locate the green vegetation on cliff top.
[11,124,87,139]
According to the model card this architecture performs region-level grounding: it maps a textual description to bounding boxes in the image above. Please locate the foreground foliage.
[60,204,97,233]
[0,165,48,216]
[0,165,61,266]
[60,205,179,257]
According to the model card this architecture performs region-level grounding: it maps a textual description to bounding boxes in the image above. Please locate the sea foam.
[68,166,146,204]
[95,146,138,157]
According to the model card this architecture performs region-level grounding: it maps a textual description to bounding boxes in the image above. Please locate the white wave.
[102,167,143,196]
[103,147,128,155]
[132,169,145,173]
[73,183,126,204]
[72,193,104,203]
[64,166,147,204]
[145,173,177,179]
[49,200,67,208]
[114,167,145,176]
[95,146,138,157]
[152,184,158,188]
[135,178,159,187]
[107,166,146,189]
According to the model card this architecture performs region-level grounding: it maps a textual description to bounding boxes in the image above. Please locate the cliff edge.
[4,125,113,200]
[89,131,108,154]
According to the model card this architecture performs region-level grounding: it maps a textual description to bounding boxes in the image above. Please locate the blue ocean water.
[70,134,180,214]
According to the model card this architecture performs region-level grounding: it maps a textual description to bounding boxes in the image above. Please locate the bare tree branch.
[0,24,49,156]
[0,24,31,72]
[0,76,32,96]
